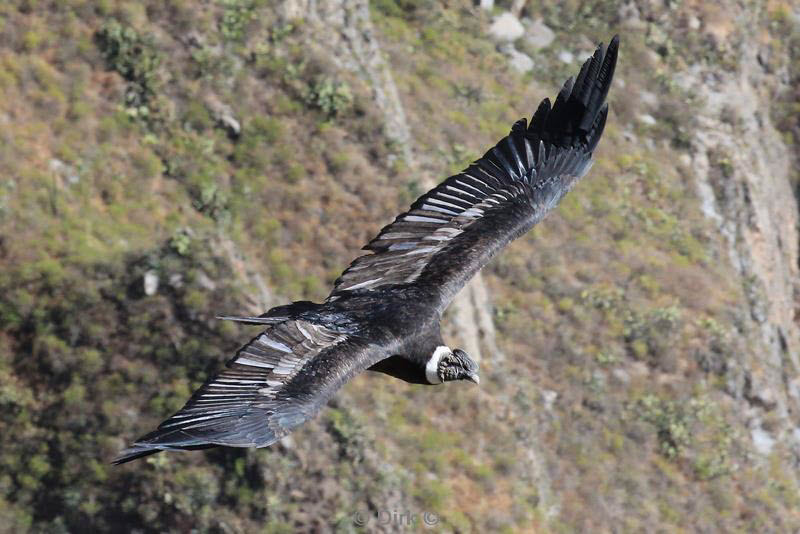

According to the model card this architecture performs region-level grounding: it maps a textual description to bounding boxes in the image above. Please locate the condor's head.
[425,346,480,385]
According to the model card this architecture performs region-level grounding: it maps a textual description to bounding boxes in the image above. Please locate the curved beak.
[466,373,480,385]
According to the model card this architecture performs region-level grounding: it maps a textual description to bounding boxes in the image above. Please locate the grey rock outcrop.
[523,18,555,49]
[205,96,241,137]
[143,270,159,296]
[488,12,525,43]
[499,43,534,73]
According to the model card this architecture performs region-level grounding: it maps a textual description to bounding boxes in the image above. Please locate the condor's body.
[114,36,619,465]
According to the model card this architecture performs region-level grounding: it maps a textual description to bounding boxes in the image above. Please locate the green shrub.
[304,77,353,118]
[169,229,192,256]
[219,0,258,42]
[326,408,365,462]
[95,20,160,108]
[635,395,718,461]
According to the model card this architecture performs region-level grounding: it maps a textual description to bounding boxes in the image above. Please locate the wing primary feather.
[505,135,526,177]
[530,97,551,135]
[490,146,519,180]
[560,75,576,103]
[576,45,602,107]
[586,36,619,127]
[537,140,547,167]
[523,138,535,169]
[587,104,609,153]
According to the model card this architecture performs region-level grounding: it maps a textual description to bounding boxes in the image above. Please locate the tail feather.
[216,314,286,325]
[217,300,320,325]
[112,441,218,465]
[112,445,162,465]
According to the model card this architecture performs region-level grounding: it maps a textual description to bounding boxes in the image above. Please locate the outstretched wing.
[113,320,385,463]
[331,36,618,309]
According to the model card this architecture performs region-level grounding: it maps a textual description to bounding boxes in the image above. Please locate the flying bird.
[114,35,619,464]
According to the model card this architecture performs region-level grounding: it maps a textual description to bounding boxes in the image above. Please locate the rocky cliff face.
[681,31,800,458]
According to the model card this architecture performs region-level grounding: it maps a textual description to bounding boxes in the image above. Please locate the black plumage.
[113,36,619,464]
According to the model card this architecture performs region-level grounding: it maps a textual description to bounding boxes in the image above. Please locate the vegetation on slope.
[0,0,798,532]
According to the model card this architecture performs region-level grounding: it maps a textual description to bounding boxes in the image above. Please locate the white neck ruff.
[425,346,449,384]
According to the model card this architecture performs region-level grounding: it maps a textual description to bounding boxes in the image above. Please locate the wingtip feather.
[525,35,618,150]
[586,103,609,153]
